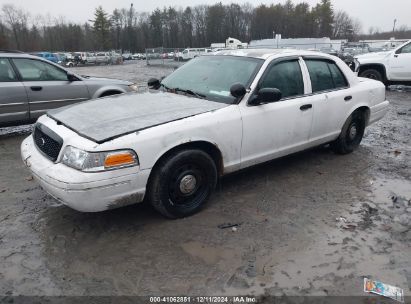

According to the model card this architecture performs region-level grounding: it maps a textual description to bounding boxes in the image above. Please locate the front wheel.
[359,69,383,82]
[147,149,217,219]
[331,111,366,154]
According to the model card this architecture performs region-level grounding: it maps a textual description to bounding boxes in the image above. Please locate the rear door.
[0,58,29,125]
[11,58,90,120]
[303,58,353,143]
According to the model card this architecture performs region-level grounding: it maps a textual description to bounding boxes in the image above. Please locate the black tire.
[147,149,217,219]
[331,111,366,154]
[359,69,383,82]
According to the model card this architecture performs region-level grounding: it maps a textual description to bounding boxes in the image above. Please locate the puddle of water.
[181,241,240,266]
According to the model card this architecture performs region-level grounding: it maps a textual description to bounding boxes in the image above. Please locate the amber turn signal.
[104,152,137,168]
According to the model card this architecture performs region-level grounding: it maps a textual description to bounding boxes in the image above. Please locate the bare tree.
[2,4,29,49]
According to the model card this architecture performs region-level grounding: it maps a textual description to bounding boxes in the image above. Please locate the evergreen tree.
[314,0,333,37]
[90,6,111,50]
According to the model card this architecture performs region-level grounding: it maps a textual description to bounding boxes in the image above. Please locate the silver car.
[0,51,138,127]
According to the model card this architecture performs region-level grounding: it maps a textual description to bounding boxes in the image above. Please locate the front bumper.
[21,136,150,212]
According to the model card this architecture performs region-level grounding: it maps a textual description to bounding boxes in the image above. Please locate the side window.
[399,42,411,54]
[305,59,347,92]
[328,63,348,88]
[259,60,304,99]
[0,59,18,82]
[305,60,334,92]
[12,59,68,81]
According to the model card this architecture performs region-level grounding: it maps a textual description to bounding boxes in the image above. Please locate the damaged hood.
[47,92,228,143]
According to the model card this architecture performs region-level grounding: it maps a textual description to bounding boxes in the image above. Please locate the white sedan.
[21,49,389,218]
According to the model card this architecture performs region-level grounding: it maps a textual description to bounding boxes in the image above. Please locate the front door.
[389,41,411,81]
[240,58,314,169]
[11,58,90,120]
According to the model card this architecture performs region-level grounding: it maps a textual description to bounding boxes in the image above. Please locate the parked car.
[64,52,73,61]
[86,52,97,64]
[72,52,87,64]
[122,53,132,60]
[53,53,66,65]
[21,49,389,218]
[174,51,183,61]
[354,40,411,85]
[33,52,58,63]
[95,52,110,65]
[110,52,123,65]
[319,47,339,57]
[181,48,212,61]
[69,52,96,65]
[0,51,138,127]
[132,53,143,60]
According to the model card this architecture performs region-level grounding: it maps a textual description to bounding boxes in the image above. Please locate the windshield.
[161,55,263,104]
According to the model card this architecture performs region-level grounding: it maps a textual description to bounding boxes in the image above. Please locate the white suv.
[355,40,411,85]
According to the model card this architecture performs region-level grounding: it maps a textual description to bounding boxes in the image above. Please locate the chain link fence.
[145,39,410,68]
[145,47,187,68]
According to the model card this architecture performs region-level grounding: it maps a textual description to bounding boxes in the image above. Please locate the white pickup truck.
[21,49,389,218]
[355,40,411,85]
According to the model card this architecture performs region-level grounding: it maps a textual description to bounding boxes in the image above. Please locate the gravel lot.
[0,61,410,300]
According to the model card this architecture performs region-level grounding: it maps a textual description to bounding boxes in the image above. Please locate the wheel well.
[151,141,224,176]
[359,64,387,81]
[353,106,370,125]
[99,90,122,97]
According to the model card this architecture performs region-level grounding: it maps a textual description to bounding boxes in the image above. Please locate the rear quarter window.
[305,59,348,93]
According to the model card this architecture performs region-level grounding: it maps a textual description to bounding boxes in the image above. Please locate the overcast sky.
[1,0,409,33]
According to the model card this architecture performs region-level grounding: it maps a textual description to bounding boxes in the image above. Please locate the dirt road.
[0,62,410,300]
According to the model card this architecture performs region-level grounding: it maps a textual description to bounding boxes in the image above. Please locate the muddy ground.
[0,61,410,301]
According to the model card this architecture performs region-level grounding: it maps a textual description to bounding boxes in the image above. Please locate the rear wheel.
[331,111,366,154]
[147,149,217,219]
[359,69,383,82]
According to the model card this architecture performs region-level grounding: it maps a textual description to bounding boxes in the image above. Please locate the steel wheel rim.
[168,164,207,206]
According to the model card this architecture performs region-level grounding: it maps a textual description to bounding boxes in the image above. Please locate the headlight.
[62,146,139,172]
[128,83,139,91]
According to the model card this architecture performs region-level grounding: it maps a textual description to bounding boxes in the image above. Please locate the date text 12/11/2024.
[149,296,257,303]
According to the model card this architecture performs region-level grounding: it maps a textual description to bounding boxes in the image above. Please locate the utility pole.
[392,19,397,34]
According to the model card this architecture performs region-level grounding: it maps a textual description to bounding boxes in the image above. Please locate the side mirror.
[230,83,247,98]
[67,72,78,82]
[395,49,401,55]
[249,88,282,106]
[148,78,161,89]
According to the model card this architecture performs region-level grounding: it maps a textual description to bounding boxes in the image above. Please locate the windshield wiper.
[174,88,206,99]
[160,83,206,99]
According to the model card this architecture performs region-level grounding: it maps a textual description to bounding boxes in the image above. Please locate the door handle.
[30,86,43,91]
[344,96,352,101]
[300,104,312,111]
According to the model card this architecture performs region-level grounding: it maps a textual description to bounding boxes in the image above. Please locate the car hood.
[47,92,228,143]
[355,51,391,61]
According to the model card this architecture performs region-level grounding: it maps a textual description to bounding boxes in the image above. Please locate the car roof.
[213,48,337,60]
[0,52,44,59]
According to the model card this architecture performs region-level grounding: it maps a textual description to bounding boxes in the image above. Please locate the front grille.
[33,124,63,162]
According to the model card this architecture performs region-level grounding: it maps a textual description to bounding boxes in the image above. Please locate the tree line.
[0,0,370,53]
